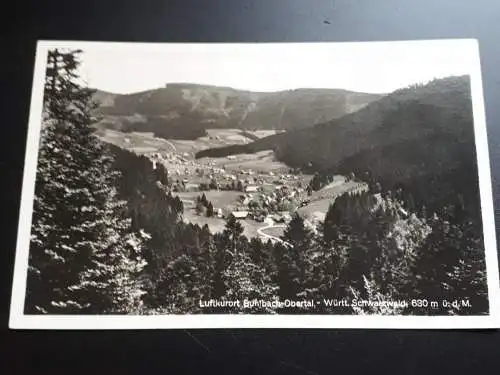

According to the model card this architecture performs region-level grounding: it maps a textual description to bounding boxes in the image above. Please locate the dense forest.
[24,49,489,316]
[99,114,208,140]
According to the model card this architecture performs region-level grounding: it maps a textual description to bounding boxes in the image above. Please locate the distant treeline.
[195,134,282,158]
[100,115,208,140]
[239,130,261,141]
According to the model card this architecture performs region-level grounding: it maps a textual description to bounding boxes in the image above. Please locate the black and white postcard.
[9,39,500,329]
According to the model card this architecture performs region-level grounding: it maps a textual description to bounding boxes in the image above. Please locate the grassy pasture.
[182,209,266,239]
[173,190,242,210]
[259,226,285,238]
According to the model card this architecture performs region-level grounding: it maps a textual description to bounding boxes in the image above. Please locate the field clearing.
[246,130,279,139]
[130,131,155,137]
[97,129,177,153]
[297,198,333,222]
[240,220,265,239]
[202,150,290,173]
[182,210,266,239]
[297,181,368,222]
[173,190,241,210]
[322,175,348,189]
[169,129,254,155]
[98,128,255,157]
[260,226,285,238]
[259,184,277,194]
[129,146,158,153]
[206,129,251,143]
[309,180,365,201]
[182,213,227,233]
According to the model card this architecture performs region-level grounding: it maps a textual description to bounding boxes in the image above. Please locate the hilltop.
[91,83,381,138]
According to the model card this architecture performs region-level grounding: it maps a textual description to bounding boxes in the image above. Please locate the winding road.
[163,139,177,152]
[257,224,291,247]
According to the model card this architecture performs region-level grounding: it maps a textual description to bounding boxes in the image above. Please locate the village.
[102,128,370,242]
[146,146,369,242]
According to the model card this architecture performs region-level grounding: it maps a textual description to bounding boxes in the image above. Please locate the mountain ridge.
[92,83,382,136]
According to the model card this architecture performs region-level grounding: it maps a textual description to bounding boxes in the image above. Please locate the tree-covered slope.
[92,83,381,138]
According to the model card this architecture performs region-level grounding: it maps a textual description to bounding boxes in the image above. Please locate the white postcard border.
[9,39,500,329]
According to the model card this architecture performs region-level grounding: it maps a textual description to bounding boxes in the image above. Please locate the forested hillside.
[92,83,381,139]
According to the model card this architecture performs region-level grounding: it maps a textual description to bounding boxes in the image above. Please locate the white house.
[278,211,292,223]
[263,216,275,226]
[185,183,200,192]
[398,207,409,218]
[245,185,259,193]
[231,211,249,219]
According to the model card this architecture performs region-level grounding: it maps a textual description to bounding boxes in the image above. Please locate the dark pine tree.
[222,214,246,255]
[211,215,246,300]
[152,224,217,313]
[206,201,214,217]
[25,49,147,315]
[282,214,315,293]
[200,193,208,206]
[412,216,488,315]
[222,248,278,313]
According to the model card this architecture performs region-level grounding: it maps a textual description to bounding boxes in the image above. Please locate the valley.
[96,75,480,242]
[98,128,366,241]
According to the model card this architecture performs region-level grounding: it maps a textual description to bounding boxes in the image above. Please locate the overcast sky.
[72,39,479,95]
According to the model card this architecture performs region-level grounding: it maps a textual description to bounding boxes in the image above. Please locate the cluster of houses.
[224,209,292,226]
[227,182,305,224]
[148,150,210,175]
[181,175,307,225]
[145,149,313,226]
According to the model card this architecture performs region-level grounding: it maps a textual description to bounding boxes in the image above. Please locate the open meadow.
[199,150,291,174]
[174,190,242,211]
[182,209,268,239]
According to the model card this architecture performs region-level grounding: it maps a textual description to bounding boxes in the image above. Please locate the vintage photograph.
[9,40,500,328]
